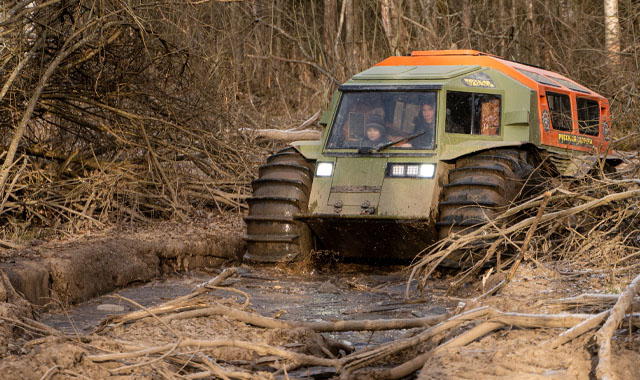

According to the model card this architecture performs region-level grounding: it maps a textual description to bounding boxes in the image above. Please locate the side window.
[446,92,472,134]
[445,91,501,135]
[577,98,600,136]
[479,97,500,136]
[546,92,572,131]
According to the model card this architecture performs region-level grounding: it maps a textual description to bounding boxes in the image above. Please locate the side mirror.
[319,111,331,126]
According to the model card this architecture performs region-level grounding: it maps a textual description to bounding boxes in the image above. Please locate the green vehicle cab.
[244,50,615,263]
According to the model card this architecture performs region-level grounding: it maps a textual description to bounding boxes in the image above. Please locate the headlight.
[387,163,436,178]
[419,164,435,178]
[315,162,334,177]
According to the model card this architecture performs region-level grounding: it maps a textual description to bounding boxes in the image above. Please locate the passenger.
[417,102,436,129]
[365,115,387,145]
[411,102,436,147]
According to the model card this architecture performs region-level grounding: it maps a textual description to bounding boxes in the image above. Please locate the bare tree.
[345,0,354,55]
[345,0,362,65]
[380,0,406,55]
[324,0,337,56]
[462,0,472,49]
[604,0,621,66]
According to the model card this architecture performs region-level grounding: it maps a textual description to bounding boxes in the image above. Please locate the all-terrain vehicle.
[244,50,616,263]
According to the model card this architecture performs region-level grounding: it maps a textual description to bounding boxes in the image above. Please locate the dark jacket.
[412,115,435,149]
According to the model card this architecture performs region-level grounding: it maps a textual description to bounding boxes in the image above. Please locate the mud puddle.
[40,275,194,333]
[41,265,456,348]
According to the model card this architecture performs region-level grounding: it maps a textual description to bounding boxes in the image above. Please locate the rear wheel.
[437,149,535,239]
[243,147,315,263]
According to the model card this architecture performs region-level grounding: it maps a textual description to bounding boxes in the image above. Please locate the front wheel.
[243,147,315,263]
[437,148,535,239]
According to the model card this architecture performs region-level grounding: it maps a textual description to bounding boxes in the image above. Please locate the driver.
[411,101,436,147]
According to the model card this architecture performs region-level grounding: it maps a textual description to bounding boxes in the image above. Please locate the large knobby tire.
[243,147,315,263]
[437,149,534,239]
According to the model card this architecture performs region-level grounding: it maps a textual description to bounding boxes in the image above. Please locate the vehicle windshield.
[326,91,437,150]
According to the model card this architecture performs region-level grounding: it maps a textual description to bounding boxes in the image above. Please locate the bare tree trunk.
[525,0,538,64]
[544,0,552,67]
[560,0,572,68]
[334,0,348,63]
[604,0,621,66]
[510,0,518,60]
[499,0,505,56]
[352,0,361,63]
[462,0,472,49]
[380,0,405,55]
[274,0,282,56]
[345,0,354,50]
[525,0,534,22]
[345,0,356,69]
[426,0,438,47]
[323,0,337,57]
[380,0,395,53]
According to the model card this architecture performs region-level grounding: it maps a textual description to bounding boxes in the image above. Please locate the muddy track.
[0,215,638,380]
[41,266,455,348]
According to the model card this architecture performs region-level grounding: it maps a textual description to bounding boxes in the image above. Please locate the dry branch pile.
[0,1,272,240]
[408,163,640,300]
[0,266,635,380]
[87,271,640,380]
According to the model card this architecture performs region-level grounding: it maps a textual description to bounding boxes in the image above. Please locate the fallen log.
[161,303,450,332]
[542,310,610,349]
[88,337,338,369]
[239,128,321,141]
[595,272,640,380]
[549,293,640,310]
[337,307,491,378]
[345,306,596,379]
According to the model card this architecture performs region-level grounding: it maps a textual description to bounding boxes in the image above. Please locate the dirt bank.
[0,214,245,306]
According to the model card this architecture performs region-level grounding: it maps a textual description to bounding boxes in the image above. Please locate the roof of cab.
[351,64,480,80]
[372,50,602,98]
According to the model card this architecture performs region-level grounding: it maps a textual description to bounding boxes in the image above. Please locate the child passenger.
[365,116,386,144]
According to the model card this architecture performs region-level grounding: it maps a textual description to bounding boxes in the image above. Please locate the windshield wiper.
[375,131,426,152]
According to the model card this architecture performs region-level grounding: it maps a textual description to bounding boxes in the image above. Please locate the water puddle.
[41,265,455,348]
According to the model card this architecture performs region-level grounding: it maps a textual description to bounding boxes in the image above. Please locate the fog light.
[391,164,405,176]
[386,163,436,178]
[316,162,334,177]
[418,164,435,178]
[406,165,419,176]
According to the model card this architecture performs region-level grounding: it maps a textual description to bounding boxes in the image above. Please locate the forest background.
[0,0,638,242]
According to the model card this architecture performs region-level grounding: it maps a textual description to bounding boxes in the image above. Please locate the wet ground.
[41,265,455,349]
[14,263,640,380]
